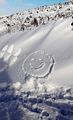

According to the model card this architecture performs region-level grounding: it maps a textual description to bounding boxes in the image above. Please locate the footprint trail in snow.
[0,44,21,72]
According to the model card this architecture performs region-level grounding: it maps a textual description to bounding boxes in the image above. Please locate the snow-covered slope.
[0,1,73,34]
[0,16,73,88]
[0,1,73,120]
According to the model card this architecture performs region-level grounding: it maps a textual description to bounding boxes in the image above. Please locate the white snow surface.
[0,2,73,120]
[0,2,73,93]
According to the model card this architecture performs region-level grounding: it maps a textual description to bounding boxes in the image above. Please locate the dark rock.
[42,111,49,117]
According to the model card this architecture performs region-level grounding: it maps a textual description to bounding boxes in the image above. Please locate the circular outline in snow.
[22,50,53,78]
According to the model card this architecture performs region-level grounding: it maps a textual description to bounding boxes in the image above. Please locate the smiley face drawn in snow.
[22,50,55,78]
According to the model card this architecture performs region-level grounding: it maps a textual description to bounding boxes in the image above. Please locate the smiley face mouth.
[29,58,45,70]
